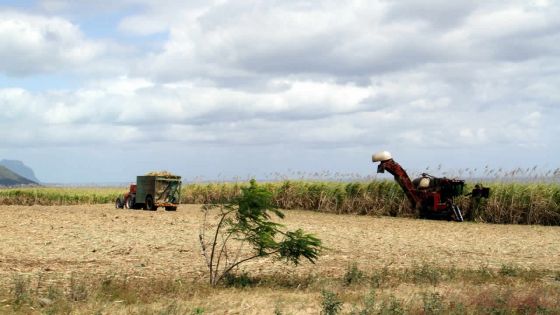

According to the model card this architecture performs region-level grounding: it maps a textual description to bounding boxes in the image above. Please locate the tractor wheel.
[126,197,135,209]
[115,198,124,209]
[165,206,177,211]
[145,195,156,211]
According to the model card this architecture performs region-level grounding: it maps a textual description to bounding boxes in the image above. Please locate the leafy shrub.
[199,179,322,286]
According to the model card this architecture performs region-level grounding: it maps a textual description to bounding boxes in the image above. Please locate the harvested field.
[1,204,559,314]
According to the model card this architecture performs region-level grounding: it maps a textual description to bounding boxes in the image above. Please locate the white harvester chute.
[372,150,392,162]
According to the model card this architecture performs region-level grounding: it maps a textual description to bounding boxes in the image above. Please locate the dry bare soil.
[1,204,559,314]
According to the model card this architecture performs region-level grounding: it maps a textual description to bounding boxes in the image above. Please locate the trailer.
[115,174,182,211]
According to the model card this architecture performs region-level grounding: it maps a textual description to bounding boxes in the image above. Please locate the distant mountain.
[0,159,40,183]
[0,165,38,186]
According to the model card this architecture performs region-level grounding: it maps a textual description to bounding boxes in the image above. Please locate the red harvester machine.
[372,151,489,221]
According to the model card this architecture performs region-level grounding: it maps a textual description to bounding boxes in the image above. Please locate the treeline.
[1,181,559,225]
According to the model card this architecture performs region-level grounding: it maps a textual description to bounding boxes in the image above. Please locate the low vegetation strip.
[1,180,559,225]
[2,263,559,314]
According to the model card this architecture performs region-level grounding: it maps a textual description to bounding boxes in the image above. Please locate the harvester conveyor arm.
[378,159,422,208]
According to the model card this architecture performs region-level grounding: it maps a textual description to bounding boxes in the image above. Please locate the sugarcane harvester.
[372,151,489,222]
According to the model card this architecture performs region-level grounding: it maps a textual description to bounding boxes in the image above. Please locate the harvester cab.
[372,151,489,222]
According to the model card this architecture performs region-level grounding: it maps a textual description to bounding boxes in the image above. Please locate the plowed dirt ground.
[2,204,559,280]
[1,204,559,314]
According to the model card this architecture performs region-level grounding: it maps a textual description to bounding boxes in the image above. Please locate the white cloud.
[0,10,105,76]
[118,14,168,36]
[459,128,487,145]
[0,88,36,121]
[1,1,559,182]
[129,0,560,84]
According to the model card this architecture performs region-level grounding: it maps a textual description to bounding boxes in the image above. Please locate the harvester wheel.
[165,206,177,211]
[145,195,156,211]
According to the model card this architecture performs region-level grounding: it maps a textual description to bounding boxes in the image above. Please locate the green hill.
[0,165,37,186]
[0,159,40,183]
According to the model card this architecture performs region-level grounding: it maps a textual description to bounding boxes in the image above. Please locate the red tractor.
[117,184,138,209]
[372,151,489,221]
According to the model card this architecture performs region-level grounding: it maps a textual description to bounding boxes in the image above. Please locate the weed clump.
[68,273,88,302]
[343,262,364,286]
[349,289,376,315]
[407,263,442,286]
[422,292,445,315]
[10,274,30,309]
[223,272,256,288]
[321,289,343,315]
[370,267,390,288]
[378,295,404,315]
[499,263,521,277]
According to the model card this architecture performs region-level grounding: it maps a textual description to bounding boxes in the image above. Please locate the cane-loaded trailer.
[115,173,182,211]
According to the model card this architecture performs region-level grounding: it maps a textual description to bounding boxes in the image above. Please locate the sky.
[0,0,559,184]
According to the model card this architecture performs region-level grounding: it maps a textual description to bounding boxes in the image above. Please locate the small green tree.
[199,179,322,286]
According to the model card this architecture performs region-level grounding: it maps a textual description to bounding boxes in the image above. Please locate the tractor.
[372,151,489,221]
[115,173,182,211]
